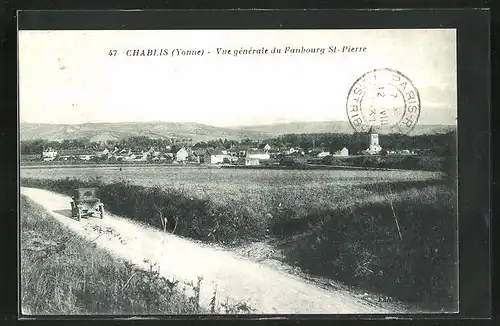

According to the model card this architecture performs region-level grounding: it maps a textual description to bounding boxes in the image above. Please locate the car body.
[70,187,104,221]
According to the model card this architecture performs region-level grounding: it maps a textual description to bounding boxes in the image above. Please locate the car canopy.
[73,188,98,200]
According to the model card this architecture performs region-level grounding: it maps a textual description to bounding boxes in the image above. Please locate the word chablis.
[108,48,206,57]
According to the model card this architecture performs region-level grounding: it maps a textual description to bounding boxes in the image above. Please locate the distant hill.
[239,121,355,135]
[20,121,456,142]
[238,121,456,137]
[19,122,273,142]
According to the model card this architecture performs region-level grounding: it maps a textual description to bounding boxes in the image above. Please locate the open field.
[20,166,444,228]
[20,164,441,197]
[20,165,457,312]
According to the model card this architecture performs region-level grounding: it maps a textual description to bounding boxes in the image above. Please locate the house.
[228,145,251,158]
[96,148,110,159]
[132,151,149,161]
[333,147,349,157]
[122,150,148,161]
[292,147,305,155]
[258,143,271,152]
[244,149,271,166]
[316,151,330,158]
[148,147,161,157]
[57,149,78,160]
[247,149,270,161]
[109,150,125,160]
[176,147,189,162]
[188,153,200,163]
[42,147,58,161]
[308,148,331,158]
[79,152,95,160]
[122,151,139,161]
[160,152,174,161]
[283,147,305,156]
[204,148,227,164]
[308,148,330,158]
[119,148,131,156]
[57,149,96,161]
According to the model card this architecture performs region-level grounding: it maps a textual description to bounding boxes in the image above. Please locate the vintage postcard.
[19,28,458,315]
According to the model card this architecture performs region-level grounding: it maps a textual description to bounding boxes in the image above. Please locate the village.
[38,142,352,165]
[34,128,420,166]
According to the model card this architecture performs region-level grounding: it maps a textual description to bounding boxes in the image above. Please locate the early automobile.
[70,187,104,221]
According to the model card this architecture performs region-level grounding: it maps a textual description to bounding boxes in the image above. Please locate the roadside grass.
[20,195,252,315]
[21,176,457,311]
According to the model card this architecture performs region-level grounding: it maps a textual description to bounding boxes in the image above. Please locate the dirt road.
[21,187,399,314]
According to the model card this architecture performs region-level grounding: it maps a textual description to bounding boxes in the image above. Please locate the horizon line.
[19,120,458,127]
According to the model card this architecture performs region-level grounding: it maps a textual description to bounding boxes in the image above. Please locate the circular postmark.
[346,68,421,134]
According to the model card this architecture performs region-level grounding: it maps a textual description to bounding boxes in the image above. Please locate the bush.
[320,155,447,172]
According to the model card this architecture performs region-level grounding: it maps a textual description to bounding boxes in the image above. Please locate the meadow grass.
[20,195,251,315]
[21,174,457,311]
[274,182,458,311]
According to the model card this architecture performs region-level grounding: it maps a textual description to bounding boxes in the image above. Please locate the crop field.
[20,165,441,206]
[20,165,442,185]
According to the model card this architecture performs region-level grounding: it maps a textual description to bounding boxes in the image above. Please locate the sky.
[18,29,457,127]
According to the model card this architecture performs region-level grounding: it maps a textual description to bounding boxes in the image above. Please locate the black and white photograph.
[18,27,459,315]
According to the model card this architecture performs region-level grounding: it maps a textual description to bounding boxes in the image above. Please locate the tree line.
[21,131,456,157]
[263,132,456,156]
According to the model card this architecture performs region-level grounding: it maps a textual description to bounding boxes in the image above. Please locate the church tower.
[366,126,382,154]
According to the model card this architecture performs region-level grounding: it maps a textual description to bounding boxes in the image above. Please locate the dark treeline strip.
[20,136,239,155]
[21,136,183,155]
[20,131,456,156]
[319,155,447,172]
[265,131,456,156]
